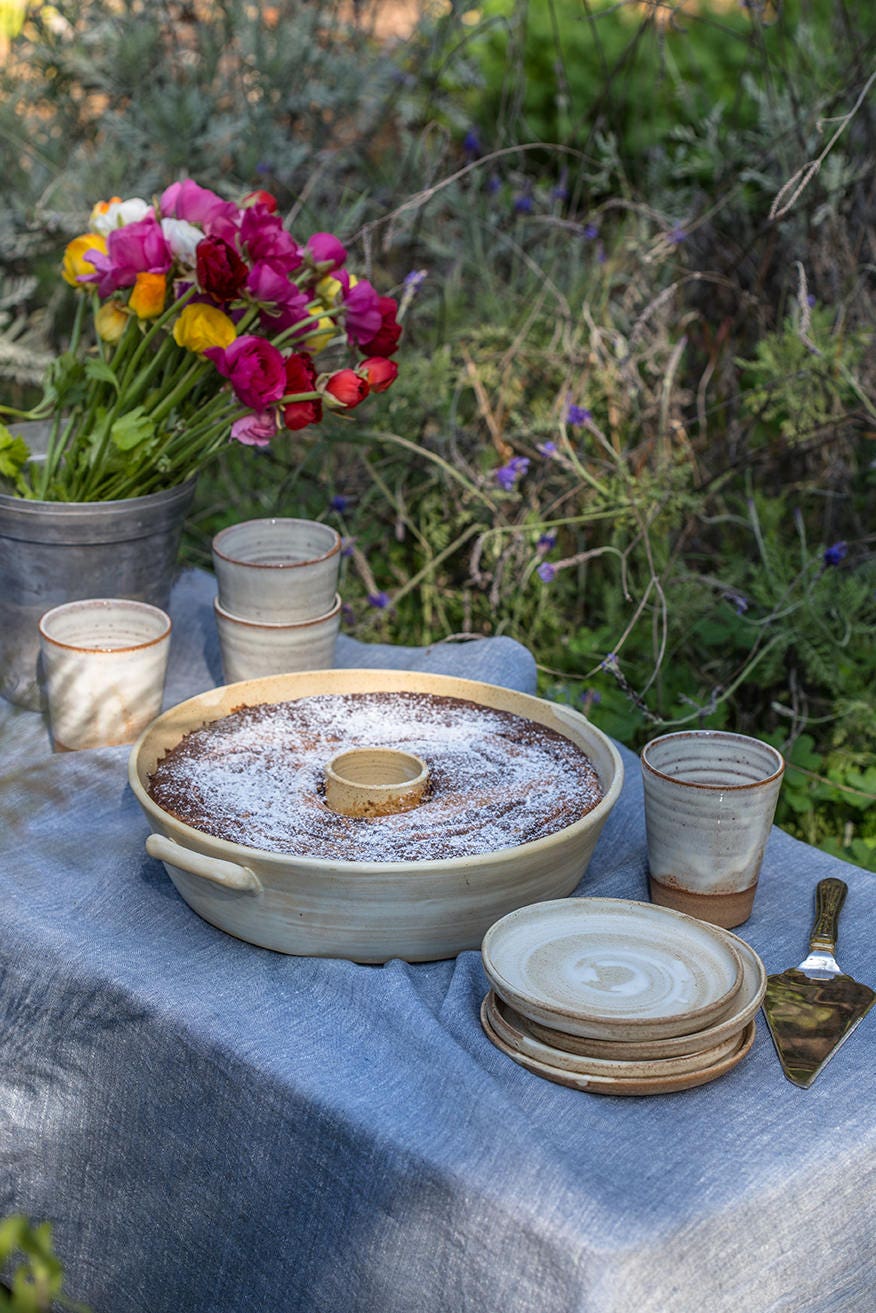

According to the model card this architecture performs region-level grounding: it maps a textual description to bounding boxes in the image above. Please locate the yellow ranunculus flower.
[314,273,356,309]
[172,303,237,354]
[301,302,336,354]
[129,272,167,319]
[95,301,129,344]
[62,233,108,288]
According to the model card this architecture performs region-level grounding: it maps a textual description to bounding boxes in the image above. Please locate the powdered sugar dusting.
[148,692,603,862]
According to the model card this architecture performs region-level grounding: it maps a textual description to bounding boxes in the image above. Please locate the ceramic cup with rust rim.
[641,730,785,929]
[214,593,341,684]
[324,747,429,818]
[211,517,342,624]
[38,599,171,751]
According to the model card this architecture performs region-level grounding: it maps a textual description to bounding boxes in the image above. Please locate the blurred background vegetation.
[0,0,874,868]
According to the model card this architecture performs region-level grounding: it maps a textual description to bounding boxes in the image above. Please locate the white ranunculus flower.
[89,197,151,235]
[160,218,204,266]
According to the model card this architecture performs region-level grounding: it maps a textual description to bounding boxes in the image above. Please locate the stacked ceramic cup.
[211,518,342,684]
[480,897,766,1096]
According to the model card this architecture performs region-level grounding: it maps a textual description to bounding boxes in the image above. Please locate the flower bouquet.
[0,181,402,502]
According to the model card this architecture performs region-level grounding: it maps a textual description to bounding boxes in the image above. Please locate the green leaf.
[0,426,31,482]
[84,358,121,394]
[110,408,156,452]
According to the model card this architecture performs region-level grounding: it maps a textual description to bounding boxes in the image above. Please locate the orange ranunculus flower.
[129,271,167,319]
[95,301,129,344]
[172,303,237,354]
[62,233,108,288]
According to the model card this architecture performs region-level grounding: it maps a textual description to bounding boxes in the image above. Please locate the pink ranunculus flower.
[84,214,173,296]
[239,206,302,274]
[204,335,287,409]
[305,232,347,271]
[159,180,240,244]
[230,410,277,447]
[343,278,382,345]
[246,262,311,331]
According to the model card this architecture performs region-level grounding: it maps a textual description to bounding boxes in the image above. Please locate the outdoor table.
[1,568,874,1313]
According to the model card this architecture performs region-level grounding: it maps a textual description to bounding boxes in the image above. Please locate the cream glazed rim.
[481,897,745,1041]
[129,667,625,875]
[522,926,767,1060]
[480,996,757,1096]
[641,730,785,791]
[484,990,747,1079]
[212,517,341,569]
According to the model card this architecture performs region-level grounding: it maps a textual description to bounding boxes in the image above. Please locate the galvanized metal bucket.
[0,479,196,709]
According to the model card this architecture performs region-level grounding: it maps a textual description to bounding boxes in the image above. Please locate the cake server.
[762,878,874,1088]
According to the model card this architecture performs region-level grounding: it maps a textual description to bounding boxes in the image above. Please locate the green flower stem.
[270,306,343,351]
[146,360,211,427]
[117,285,197,396]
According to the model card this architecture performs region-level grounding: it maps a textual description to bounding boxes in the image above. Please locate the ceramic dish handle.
[145,833,262,894]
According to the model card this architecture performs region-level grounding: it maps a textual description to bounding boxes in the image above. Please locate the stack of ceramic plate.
[480,897,766,1095]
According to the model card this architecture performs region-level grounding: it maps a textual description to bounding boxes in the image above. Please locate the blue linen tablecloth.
[0,568,874,1313]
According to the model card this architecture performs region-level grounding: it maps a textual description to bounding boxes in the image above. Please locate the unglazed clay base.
[649,876,759,930]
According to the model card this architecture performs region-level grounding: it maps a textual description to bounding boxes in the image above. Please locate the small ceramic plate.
[480,997,757,1096]
[481,898,744,1041]
[522,927,767,1060]
[485,991,746,1078]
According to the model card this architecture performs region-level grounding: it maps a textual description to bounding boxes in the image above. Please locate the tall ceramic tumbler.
[39,599,171,751]
[641,730,785,929]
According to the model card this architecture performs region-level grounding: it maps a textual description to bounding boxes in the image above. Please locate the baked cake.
[147,691,604,862]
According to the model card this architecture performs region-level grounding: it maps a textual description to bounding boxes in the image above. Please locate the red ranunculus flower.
[323,369,370,408]
[196,236,249,302]
[241,190,279,213]
[283,352,322,431]
[204,335,286,409]
[359,296,402,357]
[360,356,398,393]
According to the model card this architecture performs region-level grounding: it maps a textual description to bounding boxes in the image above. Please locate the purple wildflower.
[368,591,390,609]
[669,226,687,244]
[341,537,355,557]
[566,404,591,427]
[537,440,558,458]
[583,223,599,240]
[724,591,749,615]
[486,174,502,196]
[256,161,273,176]
[513,194,534,215]
[537,532,557,553]
[495,456,530,491]
[600,652,618,671]
[551,170,569,202]
[580,688,602,708]
[330,495,349,513]
[341,603,356,624]
[463,129,481,157]
[537,562,557,583]
[404,269,428,291]
[823,541,848,567]
[806,293,816,307]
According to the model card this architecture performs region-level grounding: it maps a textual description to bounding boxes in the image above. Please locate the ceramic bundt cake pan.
[128,669,624,962]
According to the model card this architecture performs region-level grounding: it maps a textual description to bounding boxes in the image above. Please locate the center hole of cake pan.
[323,748,429,818]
